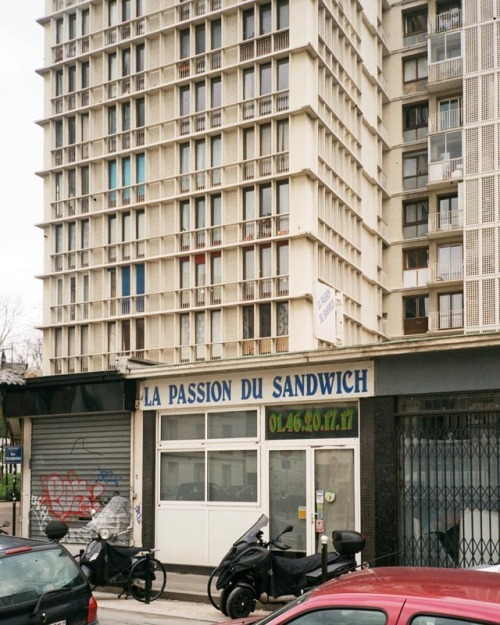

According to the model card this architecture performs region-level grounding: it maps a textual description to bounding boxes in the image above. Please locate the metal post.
[12,472,16,536]
[321,534,328,582]
[144,551,152,604]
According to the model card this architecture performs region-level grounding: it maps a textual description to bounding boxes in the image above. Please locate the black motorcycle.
[78,496,167,602]
[207,514,365,619]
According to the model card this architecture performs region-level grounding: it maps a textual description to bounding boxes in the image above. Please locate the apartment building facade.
[3,0,499,569]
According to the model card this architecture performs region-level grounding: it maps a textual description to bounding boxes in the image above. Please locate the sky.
[0,2,45,327]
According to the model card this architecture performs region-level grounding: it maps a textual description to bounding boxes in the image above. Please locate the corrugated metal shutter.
[30,413,131,542]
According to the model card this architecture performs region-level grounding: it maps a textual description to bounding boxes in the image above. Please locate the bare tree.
[0,295,42,371]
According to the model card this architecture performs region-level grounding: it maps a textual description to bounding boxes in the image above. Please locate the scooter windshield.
[233,514,269,546]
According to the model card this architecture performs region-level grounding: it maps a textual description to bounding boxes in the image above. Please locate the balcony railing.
[428,108,462,133]
[428,157,463,183]
[428,309,464,331]
[428,9,462,35]
[241,214,289,241]
[428,56,463,84]
[239,30,289,62]
[428,209,463,233]
[430,259,463,282]
[241,90,289,120]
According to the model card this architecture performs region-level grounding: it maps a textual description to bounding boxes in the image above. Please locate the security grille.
[398,400,500,567]
[30,413,131,542]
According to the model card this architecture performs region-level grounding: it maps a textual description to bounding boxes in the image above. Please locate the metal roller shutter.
[30,413,131,542]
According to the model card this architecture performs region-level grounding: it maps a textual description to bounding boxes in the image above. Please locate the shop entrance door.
[268,447,356,556]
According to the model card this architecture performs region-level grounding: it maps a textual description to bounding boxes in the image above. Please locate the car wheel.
[226,585,256,619]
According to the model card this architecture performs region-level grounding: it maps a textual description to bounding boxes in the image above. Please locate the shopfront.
[143,361,372,567]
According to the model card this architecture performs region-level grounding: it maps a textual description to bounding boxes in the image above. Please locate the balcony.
[428,29,462,90]
[428,156,463,186]
[241,90,289,121]
[241,214,289,241]
[429,259,463,283]
[428,309,463,331]
[428,107,462,134]
[428,208,463,234]
[239,30,289,63]
[428,8,462,35]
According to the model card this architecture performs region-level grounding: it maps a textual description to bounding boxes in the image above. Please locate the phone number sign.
[265,405,358,440]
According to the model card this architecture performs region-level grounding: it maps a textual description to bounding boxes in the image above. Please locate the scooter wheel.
[219,586,231,616]
[226,585,256,619]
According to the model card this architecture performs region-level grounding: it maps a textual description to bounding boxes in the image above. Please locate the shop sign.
[266,404,358,440]
[140,362,373,409]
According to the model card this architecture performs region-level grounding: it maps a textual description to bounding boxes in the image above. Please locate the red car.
[220,566,500,625]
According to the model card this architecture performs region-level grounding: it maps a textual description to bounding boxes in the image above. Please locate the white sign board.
[315,283,343,345]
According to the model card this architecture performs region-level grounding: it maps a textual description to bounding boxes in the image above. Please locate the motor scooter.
[207,514,365,619]
[77,496,167,602]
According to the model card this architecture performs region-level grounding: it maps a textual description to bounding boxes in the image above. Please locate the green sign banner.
[265,405,358,440]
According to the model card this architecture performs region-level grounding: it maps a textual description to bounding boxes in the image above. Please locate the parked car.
[219,566,500,625]
[0,533,99,625]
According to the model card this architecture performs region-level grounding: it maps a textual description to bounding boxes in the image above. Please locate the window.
[438,292,463,329]
[136,43,145,73]
[81,62,90,89]
[260,63,272,95]
[122,101,131,130]
[108,0,118,27]
[108,52,117,81]
[68,66,77,93]
[55,70,64,97]
[122,48,131,76]
[108,106,117,134]
[68,117,76,145]
[403,8,427,44]
[180,86,190,117]
[259,3,272,35]
[277,58,289,91]
[211,77,221,108]
[243,68,255,100]
[438,243,462,280]
[55,120,63,148]
[56,18,64,45]
[403,102,428,142]
[403,151,428,190]
[180,29,190,59]
[136,98,145,127]
[195,81,206,112]
[195,24,205,55]
[430,30,461,62]
[429,130,462,163]
[211,19,221,50]
[404,295,429,334]
[404,248,428,270]
[438,194,460,229]
[438,97,461,130]
[403,55,428,87]
[277,0,289,30]
[403,199,428,238]
[68,13,77,40]
[159,411,258,502]
[82,9,90,36]
[243,9,254,40]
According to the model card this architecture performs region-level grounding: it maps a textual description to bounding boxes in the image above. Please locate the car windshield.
[0,547,85,608]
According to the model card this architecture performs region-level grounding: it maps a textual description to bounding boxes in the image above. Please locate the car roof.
[310,566,500,604]
[0,534,57,553]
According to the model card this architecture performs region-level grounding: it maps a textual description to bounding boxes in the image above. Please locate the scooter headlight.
[100,529,111,540]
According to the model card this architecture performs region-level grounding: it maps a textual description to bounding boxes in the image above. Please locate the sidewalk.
[95,571,278,618]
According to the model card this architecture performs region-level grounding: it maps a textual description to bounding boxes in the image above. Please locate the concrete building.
[2,0,499,570]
